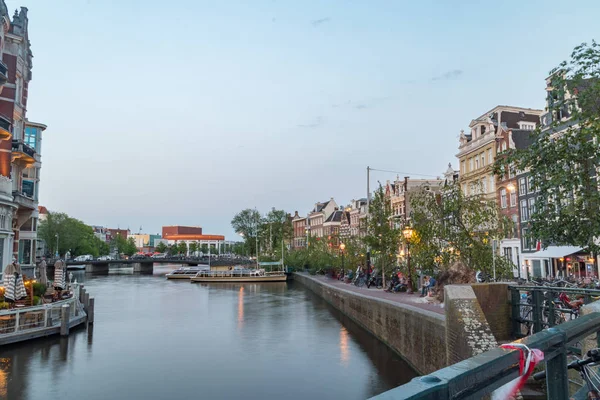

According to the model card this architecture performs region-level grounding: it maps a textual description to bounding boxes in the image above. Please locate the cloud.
[355,104,367,110]
[297,116,325,129]
[431,69,463,81]
[311,17,331,27]
[331,97,392,110]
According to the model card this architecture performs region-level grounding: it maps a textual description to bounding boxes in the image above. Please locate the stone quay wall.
[294,273,446,375]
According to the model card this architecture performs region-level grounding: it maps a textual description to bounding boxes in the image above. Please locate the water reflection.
[1,272,415,400]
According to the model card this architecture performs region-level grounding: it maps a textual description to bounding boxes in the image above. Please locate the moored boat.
[166,265,209,280]
[190,262,288,283]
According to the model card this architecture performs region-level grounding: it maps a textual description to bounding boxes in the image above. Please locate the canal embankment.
[294,273,446,374]
[294,273,513,375]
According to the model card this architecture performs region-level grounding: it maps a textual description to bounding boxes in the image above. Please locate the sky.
[10,0,600,239]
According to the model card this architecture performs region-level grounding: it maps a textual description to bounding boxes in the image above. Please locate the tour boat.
[190,262,288,283]
[166,265,210,280]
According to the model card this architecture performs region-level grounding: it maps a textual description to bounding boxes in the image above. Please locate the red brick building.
[162,226,202,237]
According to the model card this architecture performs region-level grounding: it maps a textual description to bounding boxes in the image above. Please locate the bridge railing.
[370,312,600,400]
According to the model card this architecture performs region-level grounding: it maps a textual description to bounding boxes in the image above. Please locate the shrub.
[32,296,41,305]
[0,301,9,310]
[32,283,47,297]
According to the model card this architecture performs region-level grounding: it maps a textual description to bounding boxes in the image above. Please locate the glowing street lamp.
[339,242,346,278]
[402,227,414,294]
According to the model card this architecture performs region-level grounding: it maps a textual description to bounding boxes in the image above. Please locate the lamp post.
[339,242,346,278]
[55,234,59,258]
[506,182,518,279]
[402,227,414,294]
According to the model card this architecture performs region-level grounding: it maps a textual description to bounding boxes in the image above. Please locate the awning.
[526,246,583,259]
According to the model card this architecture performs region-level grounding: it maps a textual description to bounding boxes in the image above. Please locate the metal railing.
[509,285,600,339]
[0,295,80,335]
[370,312,600,399]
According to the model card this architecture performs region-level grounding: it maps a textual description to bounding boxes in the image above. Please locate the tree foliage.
[38,212,109,257]
[231,208,261,256]
[496,40,600,254]
[364,185,400,286]
[409,181,513,277]
[155,242,167,253]
[111,234,137,256]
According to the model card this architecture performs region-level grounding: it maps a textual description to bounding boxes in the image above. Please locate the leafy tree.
[231,209,261,256]
[110,234,129,256]
[38,211,107,257]
[409,181,512,278]
[188,242,198,255]
[178,242,188,255]
[496,41,600,255]
[125,237,138,256]
[200,243,209,254]
[155,242,167,253]
[364,185,400,288]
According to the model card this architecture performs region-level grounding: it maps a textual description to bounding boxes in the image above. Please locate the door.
[532,260,542,278]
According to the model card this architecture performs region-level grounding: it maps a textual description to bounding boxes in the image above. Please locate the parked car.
[131,253,147,260]
[152,253,167,259]
[74,254,93,262]
[98,255,113,261]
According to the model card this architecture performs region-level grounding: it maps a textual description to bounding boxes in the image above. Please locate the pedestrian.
[420,276,430,297]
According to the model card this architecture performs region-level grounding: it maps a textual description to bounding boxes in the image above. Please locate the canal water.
[0,265,417,400]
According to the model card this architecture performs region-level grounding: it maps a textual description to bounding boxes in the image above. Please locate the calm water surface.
[1,265,416,400]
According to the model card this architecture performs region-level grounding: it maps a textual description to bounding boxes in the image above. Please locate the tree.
[38,211,107,257]
[409,181,512,277]
[178,242,188,255]
[188,242,198,255]
[200,243,209,254]
[155,242,167,253]
[364,185,400,288]
[125,237,138,256]
[231,209,261,256]
[496,41,600,256]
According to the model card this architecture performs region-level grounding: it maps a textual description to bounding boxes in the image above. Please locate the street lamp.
[507,183,516,192]
[402,227,414,294]
[55,234,59,258]
[339,242,346,278]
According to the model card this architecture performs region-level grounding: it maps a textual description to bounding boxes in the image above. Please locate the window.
[488,175,495,192]
[528,176,535,193]
[520,200,528,221]
[469,158,474,172]
[503,247,513,261]
[519,122,535,130]
[508,163,515,179]
[500,189,507,208]
[519,178,527,195]
[522,228,531,250]
[528,198,536,217]
[487,148,493,164]
[24,126,38,150]
[511,215,518,238]
[481,153,485,167]
[461,160,465,175]
[18,239,32,265]
[481,178,487,193]
[462,183,466,195]
[481,125,486,135]
[510,190,517,207]
[475,157,479,169]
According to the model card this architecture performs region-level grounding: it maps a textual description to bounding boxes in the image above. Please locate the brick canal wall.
[294,273,446,375]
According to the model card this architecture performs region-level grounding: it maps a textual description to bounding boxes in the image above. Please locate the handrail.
[510,285,600,295]
[371,312,600,399]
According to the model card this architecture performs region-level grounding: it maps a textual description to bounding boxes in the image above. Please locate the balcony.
[0,62,7,86]
[11,139,36,166]
[13,190,36,210]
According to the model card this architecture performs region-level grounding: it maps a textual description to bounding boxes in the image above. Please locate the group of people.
[384,272,437,296]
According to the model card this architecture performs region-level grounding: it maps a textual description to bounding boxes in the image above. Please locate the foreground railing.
[0,296,81,335]
[371,312,600,399]
[509,285,600,339]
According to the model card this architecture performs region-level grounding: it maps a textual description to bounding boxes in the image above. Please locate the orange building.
[162,225,225,255]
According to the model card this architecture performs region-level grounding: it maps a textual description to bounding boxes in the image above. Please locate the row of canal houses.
[0,5,48,277]
[293,75,593,280]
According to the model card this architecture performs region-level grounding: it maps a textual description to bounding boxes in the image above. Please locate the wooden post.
[79,285,85,301]
[60,304,70,336]
[88,297,95,324]
[14,310,20,332]
[44,307,51,327]
[83,292,90,312]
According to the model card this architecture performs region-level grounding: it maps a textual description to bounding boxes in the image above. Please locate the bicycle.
[533,348,600,399]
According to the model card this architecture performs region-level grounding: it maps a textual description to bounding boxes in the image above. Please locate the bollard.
[60,304,70,336]
[88,297,95,324]
[79,285,85,301]
[83,292,90,311]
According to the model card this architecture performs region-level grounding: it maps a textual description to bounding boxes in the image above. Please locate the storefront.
[523,246,595,279]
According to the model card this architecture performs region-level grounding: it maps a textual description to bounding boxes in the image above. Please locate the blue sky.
[13,0,600,239]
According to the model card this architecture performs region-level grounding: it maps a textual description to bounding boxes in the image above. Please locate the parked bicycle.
[533,348,600,399]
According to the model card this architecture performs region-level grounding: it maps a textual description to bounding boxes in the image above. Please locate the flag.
[536,240,541,251]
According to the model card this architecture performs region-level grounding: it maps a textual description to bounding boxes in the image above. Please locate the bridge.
[46,257,253,274]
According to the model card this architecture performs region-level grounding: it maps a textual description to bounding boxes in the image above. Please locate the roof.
[314,200,331,213]
[165,234,225,241]
[526,246,583,259]
[325,210,343,223]
[38,205,48,214]
[511,129,534,149]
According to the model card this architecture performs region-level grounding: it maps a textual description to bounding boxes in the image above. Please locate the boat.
[190,262,288,283]
[166,265,209,280]
[66,264,86,271]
